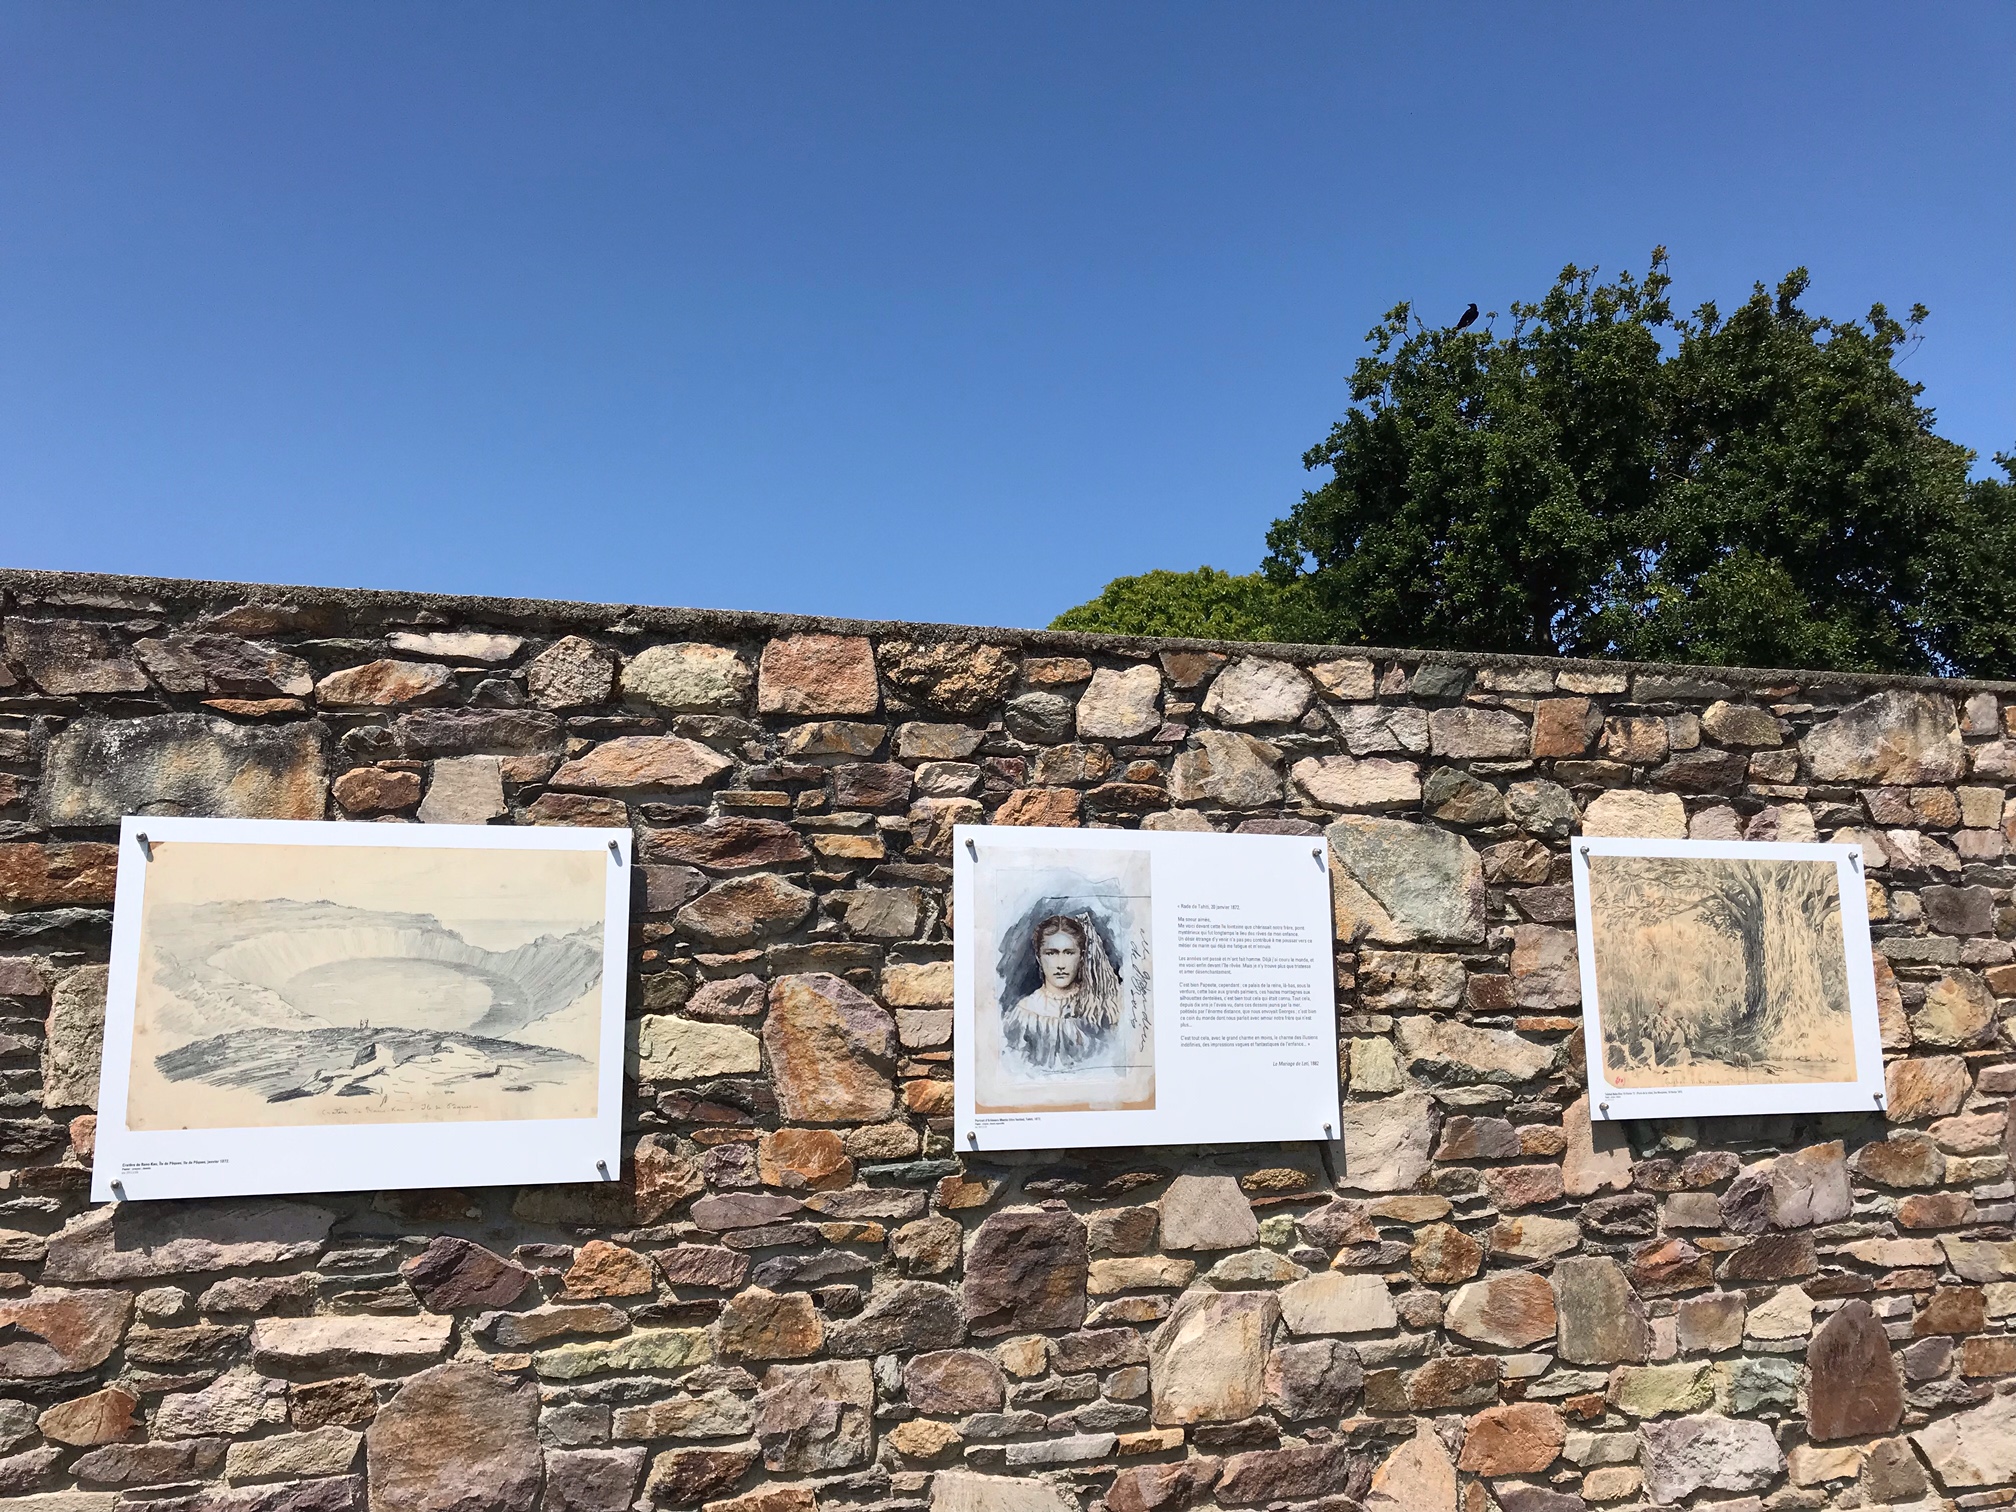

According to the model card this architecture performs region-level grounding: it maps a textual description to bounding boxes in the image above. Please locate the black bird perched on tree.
[1454,302,1479,331]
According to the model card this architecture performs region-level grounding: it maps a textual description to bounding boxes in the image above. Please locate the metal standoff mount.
[1598,1101,1610,1116]
[966,1131,979,1150]
[1311,847,1325,867]
[1322,1122,1333,1140]
[110,1179,126,1199]
[135,833,154,861]
[596,1159,611,1179]
[1578,844,1590,858]
[608,839,623,864]
[965,838,977,860]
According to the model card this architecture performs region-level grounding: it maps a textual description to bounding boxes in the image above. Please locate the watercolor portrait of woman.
[1001,912,1124,1072]
[971,846,1154,1115]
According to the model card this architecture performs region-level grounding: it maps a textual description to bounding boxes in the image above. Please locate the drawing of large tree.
[1596,858,1840,1069]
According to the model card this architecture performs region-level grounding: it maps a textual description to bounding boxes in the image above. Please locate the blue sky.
[2,4,2010,629]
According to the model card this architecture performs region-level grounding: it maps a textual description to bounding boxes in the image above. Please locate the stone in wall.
[1332,1091,1439,1190]
[132,630,311,699]
[254,1315,454,1375]
[758,634,879,715]
[414,754,505,824]
[42,965,106,1111]
[905,1349,1004,1413]
[1915,1387,2016,1487]
[5,617,149,694]
[1806,1299,1904,1440]
[1156,1176,1257,1251]
[1200,657,1311,727]
[1291,754,1420,810]
[1397,1016,1551,1084]
[932,1472,1077,1512]
[1148,1289,1278,1425]
[1077,666,1161,740]
[1550,1257,1650,1364]
[824,1280,962,1356]
[526,635,617,709]
[621,643,754,712]
[879,641,1018,715]
[316,658,456,708]
[1169,730,1281,807]
[1445,1273,1556,1349]
[0,842,118,910]
[551,735,734,796]
[364,1362,540,1512]
[753,1359,874,1471]
[399,1237,529,1311]
[1262,1338,1361,1420]
[1326,817,1485,944]
[1801,687,1964,783]
[42,713,328,823]
[962,1209,1087,1335]
[1639,1413,1783,1502]
[762,974,896,1122]
[1362,1424,1457,1512]
[0,1288,131,1377]
[44,1200,334,1281]
[1279,1271,1394,1335]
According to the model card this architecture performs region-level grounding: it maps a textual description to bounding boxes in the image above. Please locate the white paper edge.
[1570,835,1886,1122]
[92,814,631,1202]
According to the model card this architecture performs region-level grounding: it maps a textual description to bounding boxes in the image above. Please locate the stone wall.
[3,569,2016,1512]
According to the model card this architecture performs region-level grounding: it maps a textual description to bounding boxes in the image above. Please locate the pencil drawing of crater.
[127,841,609,1130]
[1587,853,1856,1089]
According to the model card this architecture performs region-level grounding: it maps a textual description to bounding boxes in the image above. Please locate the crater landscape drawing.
[127,841,609,1130]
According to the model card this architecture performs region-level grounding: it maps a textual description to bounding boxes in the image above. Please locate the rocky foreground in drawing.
[155,1024,589,1106]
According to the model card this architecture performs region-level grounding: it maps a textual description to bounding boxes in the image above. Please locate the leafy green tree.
[1927,455,2016,674]
[1264,256,1675,659]
[1054,253,2014,676]
[1049,566,1319,642]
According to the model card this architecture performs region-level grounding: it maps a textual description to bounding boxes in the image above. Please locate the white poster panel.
[1573,836,1885,1122]
[93,816,630,1202]
[953,824,1340,1151]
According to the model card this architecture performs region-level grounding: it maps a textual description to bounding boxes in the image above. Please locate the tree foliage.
[1047,566,1322,643]
[1053,252,2016,676]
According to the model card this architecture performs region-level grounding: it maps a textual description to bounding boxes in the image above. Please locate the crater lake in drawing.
[127,841,608,1130]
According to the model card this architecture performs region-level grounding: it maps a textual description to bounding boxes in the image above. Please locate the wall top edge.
[4,565,2011,695]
